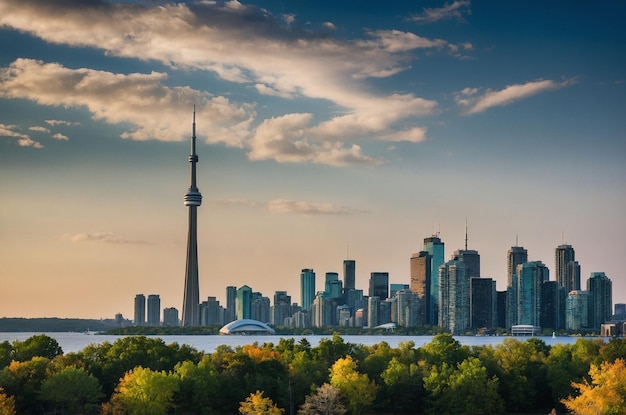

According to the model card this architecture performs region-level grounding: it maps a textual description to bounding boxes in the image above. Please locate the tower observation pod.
[182,108,202,326]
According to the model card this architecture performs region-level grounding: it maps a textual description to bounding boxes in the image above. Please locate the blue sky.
[1,0,624,319]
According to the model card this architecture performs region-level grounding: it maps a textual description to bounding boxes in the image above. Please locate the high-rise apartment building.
[566,290,590,330]
[251,294,270,323]
[272,291,292,326]
[516,261,549,327]
[163,307,179,327]
[325,272,343,299]
[506,245,528,329]
[453,249,480,279]
[369,272,389,300]
[225,286,237,323]
[147,294,161,326]
[368,296,380,328]
[200,296,223,326]
[556,244,579,292]
[134,294,146,326]
[439,260,469,335]
[343,260,356,294]
[470,278,496,329]
[423,236,444,325]
[301,268,316,311]
[541,281,564,331]
[396,289,419,328]
[236,285,252,320]
[182,111,203,327]
[588,272,612,331]
[410,251,431,325]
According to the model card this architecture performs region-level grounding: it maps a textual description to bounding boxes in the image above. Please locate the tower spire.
[464,219,468,250]
[182,108,202,327]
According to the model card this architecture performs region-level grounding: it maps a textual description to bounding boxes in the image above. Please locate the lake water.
[0,332,599,354]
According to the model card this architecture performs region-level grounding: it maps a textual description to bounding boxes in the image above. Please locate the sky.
[1,0,625,320]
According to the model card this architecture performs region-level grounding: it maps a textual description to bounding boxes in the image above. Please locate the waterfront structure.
[588,272,612,331]
[236,285,252,320]
[219,319,275,335]
[566,290,590,330]
[439,260,469,334]
[369,272,389,300]
[225,286,237,323]
[423,235,445,325]
[516,261,549,327]
[147,294,161,326]
[555,244,579,292]
[470,278,496,329]
[182,110,203,326]
[506,245,528,329]
[301,268,316,311]
[163,307,179,327]
[343,260,356,294]
[410,251,431,324]
[134,294,146,326]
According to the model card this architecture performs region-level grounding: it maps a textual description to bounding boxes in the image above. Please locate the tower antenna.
[464,218,468,250]
[516,229,519,247]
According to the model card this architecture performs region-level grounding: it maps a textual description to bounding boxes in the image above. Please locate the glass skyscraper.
[300,268,316,311]
[516,261,548,327]
[555,244,579,292]
[588,272,612,331]
[424,236,444,326]
[343,260,355,294]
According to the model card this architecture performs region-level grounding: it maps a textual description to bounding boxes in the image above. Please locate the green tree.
[174,357,220,415]
[40,366,104,414]
[420,333,469,368]
[107,366,179,415]
[0,343,12,370]
[10,334,62,361]
[0,357,51,414]
[329,356,377,415]
[0,388,16,415]
[379,356,425,413]
[239,390,284,415]
[298,383,346,415]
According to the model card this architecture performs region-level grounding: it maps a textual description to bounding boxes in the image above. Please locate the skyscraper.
[343,259,355,294]
[325,272,342,299]
[516,261,549,327]
[236,285,252,320]
[424,235,444,325]
[587,272,612,331]
[438,260,468,334]
[369,272,389,300]
[506,245,528,328]
[225,286,237,323]
[182,110,203,326]
[147,294,161,326]
[566,290,590,330]
[470,278,496,329]
[301,268,316,311]
[410,251,431,325]
[555,244,578,292]
[134,294,146,326]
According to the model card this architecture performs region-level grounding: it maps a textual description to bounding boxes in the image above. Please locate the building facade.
[438,260,469,335]
[588,272,612,331]
[369,272,389,300]
[236,285,252,320]
[470,278,496,329]
[134,294,146,326]
[424,236,444,326]
[300,268,316,311]
[343,260,356,294]
[410,251,431,325]
[516,261,549,327]
[147,294,161,326]
[555,244,578,293]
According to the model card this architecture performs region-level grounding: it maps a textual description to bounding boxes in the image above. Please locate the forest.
[0,333,624,415]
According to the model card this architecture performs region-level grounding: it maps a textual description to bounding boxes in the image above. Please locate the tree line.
[0,333,624,414]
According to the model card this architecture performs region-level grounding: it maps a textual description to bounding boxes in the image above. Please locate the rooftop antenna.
[464,218,468,250]
[515,229,519,247]
[346,243,349,259]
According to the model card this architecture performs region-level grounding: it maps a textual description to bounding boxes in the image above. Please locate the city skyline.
[1,1,625,319]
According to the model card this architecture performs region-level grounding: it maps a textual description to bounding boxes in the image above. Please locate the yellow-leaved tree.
[562,358,626,415]
[239,390,284,415]
[329,356,377,415]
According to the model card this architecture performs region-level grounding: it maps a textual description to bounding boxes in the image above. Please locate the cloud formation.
[409,1,472,23]
[0,123,43,148]
[215,197,368,215]
[59,232,148,245]
[455,79,577,114]
[0,0,450,165]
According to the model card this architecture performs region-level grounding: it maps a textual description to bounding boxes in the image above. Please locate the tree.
[379,357,425,413]
[40,366,104,414]
[0,343,12,370]
[0,388,15,415]
[108,367,179,415]
[239,390,284,415]
[298,383,346,415]
[10,334,62,361]
[562,358,626,415]
[329,356,377,415]
[0,357,51,414]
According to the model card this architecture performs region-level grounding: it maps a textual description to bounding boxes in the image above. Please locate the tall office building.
[566,290,590,330]
[225,286,237,323]
[343,260,356,294]
[251,294,270,323]
[272,291,292,326]
[556,244,579,292]
[163,307,179,327]
[470,278,496,329]
[147,294,161,326]
[325,272,343,299]
[182,111,203,326]
[516,261,549,327]
[368,296,380,328]
[200,297,223,326]
[396,289,419,328]
[301,268,316,311]
[587,272,612,331]
[410,251,431,325]
[369,272,389,300]
[506,245,528,329]
[424,236,444,325]
[541,281,563,331]
[134,294,146,326]
[453,249,480,279]
[236,285,252,320]
[439,260,469,334]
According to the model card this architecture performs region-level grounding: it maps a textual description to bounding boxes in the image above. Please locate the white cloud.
[52,133,69,141]
[0,0,442,164]
[58,232,148,245]
[456,78,577,114]
[0,59,255,146]
[0,123,43,148]
[409,0,471,23]
[45,119,80,126]
[29,126,50,133]
[266,199,368,215]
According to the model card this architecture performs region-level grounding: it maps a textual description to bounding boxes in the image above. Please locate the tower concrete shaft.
[182,110,202,326]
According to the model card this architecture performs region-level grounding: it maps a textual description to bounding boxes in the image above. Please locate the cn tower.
[182,109,202,326]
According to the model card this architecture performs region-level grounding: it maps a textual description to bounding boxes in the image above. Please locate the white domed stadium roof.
[219,319,276,335]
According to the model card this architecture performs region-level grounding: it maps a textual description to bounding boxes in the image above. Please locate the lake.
[0,332,601,354]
